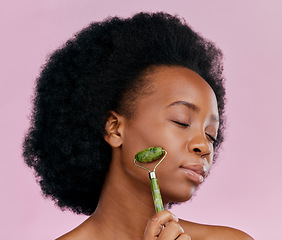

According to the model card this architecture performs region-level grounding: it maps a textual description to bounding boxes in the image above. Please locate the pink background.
[1,0,281,239]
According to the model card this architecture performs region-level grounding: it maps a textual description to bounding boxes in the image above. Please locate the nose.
[187,134,212,158]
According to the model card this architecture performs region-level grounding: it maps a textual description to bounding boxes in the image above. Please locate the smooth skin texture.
[57,66,253,240]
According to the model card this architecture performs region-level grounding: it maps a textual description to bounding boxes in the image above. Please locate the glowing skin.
[57,66,252,239]
[96,65,219,239]
[120,65,219,204]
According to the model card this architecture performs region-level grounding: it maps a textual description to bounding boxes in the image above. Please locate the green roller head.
[135,147,163,163]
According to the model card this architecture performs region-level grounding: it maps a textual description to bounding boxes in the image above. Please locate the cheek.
[120,116,190,187]
[120,124,164,186]
[122,117,168,156]
[122,117,186,173]
[121,125,198,203]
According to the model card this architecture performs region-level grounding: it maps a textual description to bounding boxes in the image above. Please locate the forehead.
[142,66,218,114]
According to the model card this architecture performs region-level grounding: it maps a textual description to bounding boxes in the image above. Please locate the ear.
[104,111,124,148]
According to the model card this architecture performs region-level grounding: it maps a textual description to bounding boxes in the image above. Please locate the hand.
[143,210,191,239]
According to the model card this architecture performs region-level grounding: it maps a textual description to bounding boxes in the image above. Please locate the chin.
[162,183,197,204]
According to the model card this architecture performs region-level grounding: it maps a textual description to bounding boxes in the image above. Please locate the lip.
[180,164,207,184]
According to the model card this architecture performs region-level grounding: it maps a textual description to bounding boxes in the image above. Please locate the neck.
[89,152,167,239]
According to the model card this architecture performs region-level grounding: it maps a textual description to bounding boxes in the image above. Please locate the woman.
[23,12,253,239]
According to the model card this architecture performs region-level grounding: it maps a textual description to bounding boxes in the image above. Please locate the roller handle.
[149,172,164,213]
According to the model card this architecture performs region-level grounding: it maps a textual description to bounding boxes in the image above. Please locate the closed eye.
[171,120,189,127]
[206,134,216,143]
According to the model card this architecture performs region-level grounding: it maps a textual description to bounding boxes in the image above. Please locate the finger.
[158,221,184,239]
[177,233,192,240]
[144,211,179,239]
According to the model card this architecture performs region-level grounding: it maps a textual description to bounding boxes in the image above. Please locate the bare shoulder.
[179,219,254,240]
[55,218,93,240]
[207,225,254,240]
[55,228,79,240]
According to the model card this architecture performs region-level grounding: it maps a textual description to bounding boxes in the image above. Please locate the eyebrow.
[166,101,219,122]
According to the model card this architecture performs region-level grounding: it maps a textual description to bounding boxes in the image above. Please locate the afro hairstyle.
[23,12,226,215]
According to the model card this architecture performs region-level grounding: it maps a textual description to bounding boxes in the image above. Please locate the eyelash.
[206,134,216,143]
[172,121,189,127]
[172,121,217,143]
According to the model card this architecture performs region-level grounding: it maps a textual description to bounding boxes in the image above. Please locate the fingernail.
[180,226,184,233]
[200,175,204,183]
[172,214,179,222]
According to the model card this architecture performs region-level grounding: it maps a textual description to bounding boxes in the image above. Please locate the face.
[119,65,219,203]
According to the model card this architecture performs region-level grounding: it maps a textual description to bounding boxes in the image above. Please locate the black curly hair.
[23,12,226,215]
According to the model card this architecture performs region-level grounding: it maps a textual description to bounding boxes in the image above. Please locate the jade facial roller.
[134,147,167,213]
